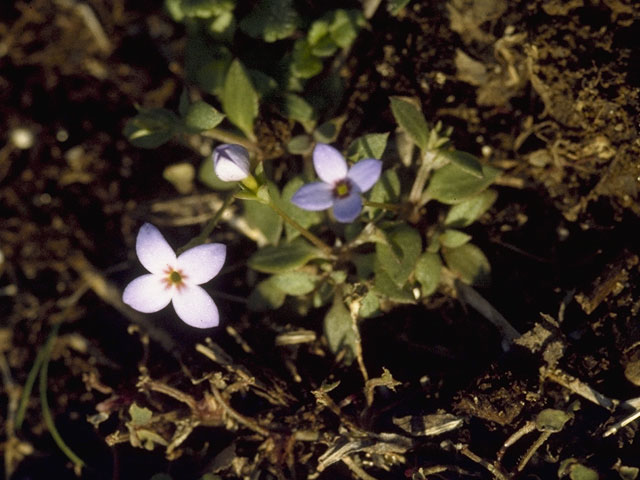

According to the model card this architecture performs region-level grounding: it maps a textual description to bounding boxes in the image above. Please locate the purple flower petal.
[291,182,335,211]
[177,243,226,285]
[332,191,363,223]
[122,274,173,313]
[136,223,177,274]
[313,144,348,184]
[347,158,382,193]
[213,144,250,182]
[172,284,219,328]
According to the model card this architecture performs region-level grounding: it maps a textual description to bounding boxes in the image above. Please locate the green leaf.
[310,33,338,57]
[280,177,323,241]
[183,101,225,132]
[244,199,283,246]
[313,282,334,307]
[375,225,422,287]
[444,189,498,228]
[240,0,299,42]
[439,229,472,248]
[352,253,375,279]
[359,291,380,318]
[324,295,356,363]
[123,108,178,149]
[442,243,490,286]
[291,39,323,79]
[369,169,401,205]
[414,252,441,297]
[283,93,317,131]
[308,19,330,46]
[569,465,599,480]
[178,89,190,117]
[287,134,313,154]
[197,156,238,191]
[248,238,323,274]
[617,466,639,480]
[129,403,153,426]
[150,474,173,480]
[373,270,415,303]
[313,118,344,143]
[165,0,184,21]
[438,149,483,178]
[221,59,259,140]
[387,0,411,15]
[535,408,571,433]
[196,57,232,96]
[208,10,235,37]
[346,133,389,161]
[271,271,318,296]
[425,163,501,204]
[329,10,365,48]
[248,277,286,311]
[180,0,234,18]
[390,96,429,151]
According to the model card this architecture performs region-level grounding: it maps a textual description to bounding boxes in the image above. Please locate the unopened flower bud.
[212,144,250,182]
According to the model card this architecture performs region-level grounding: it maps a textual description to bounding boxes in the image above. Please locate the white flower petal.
[347,158,382,193]
[213,144,250,182]
[332,191,363,223]
[122,274,173,313]
[172,284,219,328]
[313,144,348,184]
[136,223,177,274]
[177,243,226,285]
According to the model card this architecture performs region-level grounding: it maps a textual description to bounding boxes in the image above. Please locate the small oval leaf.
[442,243,490,286]
[414,252,442,297]
[390,96,429,151]
[425,163,501,204]
[184,101,225,131]
[248,239,323,273]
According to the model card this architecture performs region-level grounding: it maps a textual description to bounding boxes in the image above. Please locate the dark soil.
[2,1,640,479]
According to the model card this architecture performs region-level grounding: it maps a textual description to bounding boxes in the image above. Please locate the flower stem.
[178,190,236,254]
[408,150,440,204]
[39,323,86,471]
[266,200,333,256]
[362,199,401,212]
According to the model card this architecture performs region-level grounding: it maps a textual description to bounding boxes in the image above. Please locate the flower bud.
[212,144,250,182]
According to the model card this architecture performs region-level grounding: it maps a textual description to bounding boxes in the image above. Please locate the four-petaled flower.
[291,144,382,223]
[122,223,226,328]
[213,144,250,182]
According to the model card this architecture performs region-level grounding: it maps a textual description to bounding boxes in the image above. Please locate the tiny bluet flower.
[291,143,382,223]
[212,144,250,182]
[122,223,226,328]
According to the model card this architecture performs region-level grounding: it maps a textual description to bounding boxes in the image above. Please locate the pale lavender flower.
[213,144,250,182]
[291,143,382,223]
[122,223,226,328]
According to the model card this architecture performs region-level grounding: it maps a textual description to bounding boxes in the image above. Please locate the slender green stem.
[39,324,86,470]
[362,199,401,212]
[266,200,333,256]
[177,190,237,254]
[408,150,439,204]
[15,341,47,430]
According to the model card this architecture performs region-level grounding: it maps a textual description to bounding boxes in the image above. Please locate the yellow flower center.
[162,267,187,291]
[334,180,351,198]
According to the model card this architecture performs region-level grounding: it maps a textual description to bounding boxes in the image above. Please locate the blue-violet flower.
[291,143,382,223]
[122,223,226,328]
[213,144,250,182]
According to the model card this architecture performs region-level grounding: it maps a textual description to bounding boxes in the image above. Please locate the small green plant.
[121,2,500,366]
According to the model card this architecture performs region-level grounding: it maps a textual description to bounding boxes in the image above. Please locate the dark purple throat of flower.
[333,179,352,198]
